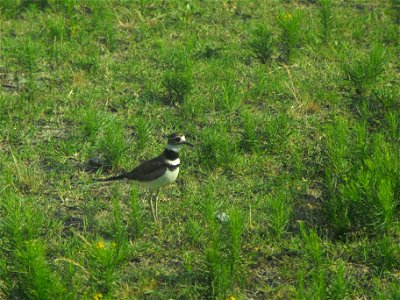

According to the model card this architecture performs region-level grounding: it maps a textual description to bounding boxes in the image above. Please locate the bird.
[97,133,193,222]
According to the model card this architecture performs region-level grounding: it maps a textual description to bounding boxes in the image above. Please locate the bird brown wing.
[123,155,167,182]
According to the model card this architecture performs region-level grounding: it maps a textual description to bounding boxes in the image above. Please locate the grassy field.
[1,0,400,299]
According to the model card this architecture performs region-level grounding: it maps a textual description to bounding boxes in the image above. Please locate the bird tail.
[96,174,127,182]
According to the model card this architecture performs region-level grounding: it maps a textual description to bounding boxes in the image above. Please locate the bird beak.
[182,141,194,147]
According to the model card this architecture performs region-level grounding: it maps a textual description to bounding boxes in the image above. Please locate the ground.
[0,0,399,299]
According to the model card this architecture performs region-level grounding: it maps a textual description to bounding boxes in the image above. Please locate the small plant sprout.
[202,195,244,299]
[217,71,241,112]
[129,187,143,237]
[198,125,237,169]
[134,118,152,153]
[162,50,193,104]
[318,0,334,43]
[97,118,129,169]
[249,24,274,63]
[342,43,387,97]
[277,11,301,63]
[264,191,292,238]
[163,67,193,104]
[299,222,324,267]
[240,109,260,153]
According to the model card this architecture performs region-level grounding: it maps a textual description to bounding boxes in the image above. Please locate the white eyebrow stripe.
[166,158,180,166]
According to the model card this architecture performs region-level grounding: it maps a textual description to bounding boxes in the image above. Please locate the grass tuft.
[277,10,302,63]
[249,24,274,64]
[342,43,387,97]
[96,118,129,169]
[318,0,334,43]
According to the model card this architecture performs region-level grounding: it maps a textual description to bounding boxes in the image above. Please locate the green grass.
[1,0,399,299]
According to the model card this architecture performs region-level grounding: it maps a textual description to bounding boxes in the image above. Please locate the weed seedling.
[249,24,274,64]
[342,43,387,98]
[129,187,143,238]
[318,0,334,43]
[96,118,129,169]
[87,238,128,295]
[218,73,240,112]
[133,118,152,153]
[198,125,236,169]
[162,49,193,105]
[264,191,292,238]
[240,109,260,153]
[277,11,301,63]
[203,198,244,299]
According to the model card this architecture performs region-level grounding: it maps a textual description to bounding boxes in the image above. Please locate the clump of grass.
[129,188,144,237]
[360,86,398,125]
[330,260,347,299]
[249,65,268,100]
[76,42,101,72]
[342,43,387,97]
[186,218,204,247]
[240,109,261,153]
[7,148,42,193]
[46,15,68,42]
[388,282,400,298]
[299,222,325,267]
[162,67,193,104]
[296,223,331,300]
[391,0,400,24]
[111,188,126,243]
[20,0,50,11]
[162,50,193,104]
[318,0,334,43]
[198,125,237,169]
[365,234,399,273]
[89,0,117,50]
[86,238,129,295]
[217,72,241,112]
[16,38,41,75]
[202,197,244,299]
[323,118,399,237]
[14,240,65,299]
[0,193,64,298]
[81,108,106,140]
[0,194,44,248]
[385,111,399,142]
[262,111,292,154]
[277,11,301,63]
[249,24,274,64]
[297,259,348,300]
[263,191,292,238]
[133,118,152,153]
[0,0,19,16]
[179,1,194,26]
[96,118,129,169]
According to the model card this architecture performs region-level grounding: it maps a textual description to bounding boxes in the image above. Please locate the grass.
[0,0,399,299]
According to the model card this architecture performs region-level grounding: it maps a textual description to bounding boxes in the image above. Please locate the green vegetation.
[1,0,399,299]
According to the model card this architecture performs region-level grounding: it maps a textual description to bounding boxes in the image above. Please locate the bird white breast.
[137,167,180,190]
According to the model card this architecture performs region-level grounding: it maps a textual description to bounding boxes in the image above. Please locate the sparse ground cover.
[0,0,399,299]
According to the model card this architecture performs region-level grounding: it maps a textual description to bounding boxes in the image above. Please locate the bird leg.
[154,189,161,222]
[148,190,157,223]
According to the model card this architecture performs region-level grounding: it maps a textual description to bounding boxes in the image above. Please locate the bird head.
[166,133,193,151]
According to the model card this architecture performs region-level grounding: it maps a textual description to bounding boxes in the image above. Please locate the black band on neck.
[164,149,179,160]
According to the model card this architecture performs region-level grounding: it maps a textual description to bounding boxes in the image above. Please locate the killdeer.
[98,133,193,222]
